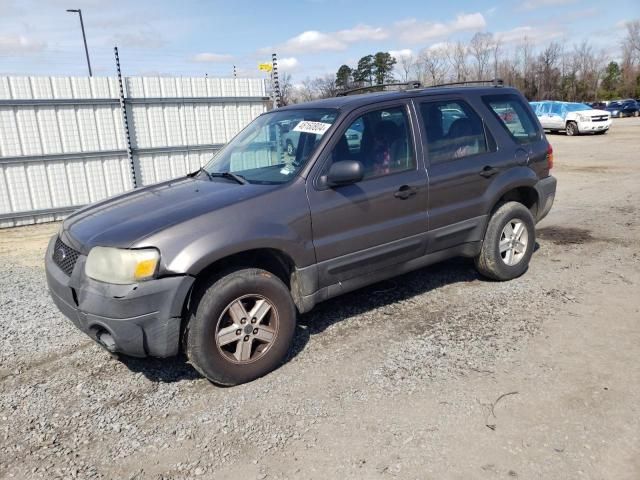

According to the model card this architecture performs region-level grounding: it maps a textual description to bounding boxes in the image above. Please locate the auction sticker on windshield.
[293,121,332,136]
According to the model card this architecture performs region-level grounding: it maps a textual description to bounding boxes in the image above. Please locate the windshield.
[608,102,621,108]
[564,103,592,112]
[203,108,338,185]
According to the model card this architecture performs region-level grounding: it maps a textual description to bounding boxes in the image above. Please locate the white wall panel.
[0,75,267,227]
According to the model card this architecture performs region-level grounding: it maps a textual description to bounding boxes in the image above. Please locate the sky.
[0,0,638,80]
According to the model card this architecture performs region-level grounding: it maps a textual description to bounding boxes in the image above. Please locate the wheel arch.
[179,248,301,346]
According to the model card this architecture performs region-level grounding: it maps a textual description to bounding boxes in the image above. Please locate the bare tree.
[492,36,502,79]
[469,32,493,79]
[624,20,640,60]
[418,47,449,85]
[278,73,293,106]
[537,42,561,99]
[398,54,416,82]
[447,41,469,82]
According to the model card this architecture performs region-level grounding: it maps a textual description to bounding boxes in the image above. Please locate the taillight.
[546,144,554,170]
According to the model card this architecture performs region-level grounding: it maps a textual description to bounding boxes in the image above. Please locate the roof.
[277,86,518,113]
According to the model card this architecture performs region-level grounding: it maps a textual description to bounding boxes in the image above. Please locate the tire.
[474,201,536,281]
[286,141,295,156]
[185,268,296,386]
[565,121,578,136]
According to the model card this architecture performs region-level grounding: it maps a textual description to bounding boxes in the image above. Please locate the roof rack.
[427,78,504,88]
[335,80,422,97]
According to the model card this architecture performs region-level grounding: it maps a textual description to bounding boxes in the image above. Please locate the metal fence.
[0,75,268,228]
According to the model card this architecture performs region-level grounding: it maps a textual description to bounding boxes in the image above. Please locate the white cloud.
[395,13,487,44]
[190,52,234,63]
[389,49,414,59]
[0,34,46,54]
[520,0,577,10]
[267,24,389,54]
[495,25,565,45]
[336,24,388,43]
[278,57,300,71]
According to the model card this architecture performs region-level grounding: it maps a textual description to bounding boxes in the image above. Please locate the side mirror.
[324,160,364,187]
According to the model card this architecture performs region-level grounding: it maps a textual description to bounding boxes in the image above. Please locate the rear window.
[483,94,540,145]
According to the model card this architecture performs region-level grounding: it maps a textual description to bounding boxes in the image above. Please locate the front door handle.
[394,185,417,199]
[479,166,499,178]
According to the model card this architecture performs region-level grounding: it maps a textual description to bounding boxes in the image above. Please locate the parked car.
[587,101,607,110]
[530,100,611,136]
[605,99,639,118]
[46,84,557,385]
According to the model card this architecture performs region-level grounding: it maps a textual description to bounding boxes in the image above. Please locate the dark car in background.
[606,99,639,118]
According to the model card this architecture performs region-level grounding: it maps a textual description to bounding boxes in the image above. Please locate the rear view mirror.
[324,160,364,187]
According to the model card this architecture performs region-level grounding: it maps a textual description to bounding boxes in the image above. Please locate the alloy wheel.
[499,219,529,266]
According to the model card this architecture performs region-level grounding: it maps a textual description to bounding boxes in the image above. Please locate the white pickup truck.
[530,101,611,136]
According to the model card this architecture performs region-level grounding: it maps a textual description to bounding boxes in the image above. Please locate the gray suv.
[46,84,556,385]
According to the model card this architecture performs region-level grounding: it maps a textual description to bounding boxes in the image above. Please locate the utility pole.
[66,9,92,76]
[271,53,281,108]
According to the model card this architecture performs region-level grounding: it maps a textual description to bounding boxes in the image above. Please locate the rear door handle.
[394,185,417,199]
[479,166,499,178]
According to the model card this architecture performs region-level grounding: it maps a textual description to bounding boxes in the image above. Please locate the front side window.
[327,106,415,179]
[483,94,541,145]
[204,108,338,184]
[419,100,488,163]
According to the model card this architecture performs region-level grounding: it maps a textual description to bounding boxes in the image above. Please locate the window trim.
[416,97,492,166]
[311,101,419,191]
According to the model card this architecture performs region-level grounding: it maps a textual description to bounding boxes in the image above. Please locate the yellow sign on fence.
[258,63,272,72]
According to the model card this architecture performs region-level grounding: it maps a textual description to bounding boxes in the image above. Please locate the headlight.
[577,114,589,122]
[85,247,159,284]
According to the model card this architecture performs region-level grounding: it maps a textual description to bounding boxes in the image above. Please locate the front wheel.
[565,121,578,136]
[186,268,297,386]
[475,202,536,281]
[634,111,639,117]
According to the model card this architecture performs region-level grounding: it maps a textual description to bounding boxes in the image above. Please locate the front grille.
[52,237,80,276]
[591,115,608,122]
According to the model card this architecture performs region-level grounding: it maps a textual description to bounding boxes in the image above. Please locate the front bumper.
[45,235,194,358]
[534,175,557,223]
[576,120,611,133]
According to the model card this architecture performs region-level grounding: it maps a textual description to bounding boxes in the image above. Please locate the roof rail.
[335,80,422,97]
[428,78,504,89]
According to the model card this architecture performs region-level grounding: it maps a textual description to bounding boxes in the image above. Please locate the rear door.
[416,95,509,252]
[306,101,428,286]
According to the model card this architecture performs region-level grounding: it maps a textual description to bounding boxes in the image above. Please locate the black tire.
[565,121,578,136]
[286,141,295,156]
[474,201,536,281]
[185,268,296,386]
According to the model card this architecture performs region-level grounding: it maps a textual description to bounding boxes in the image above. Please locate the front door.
[306,103,428,287]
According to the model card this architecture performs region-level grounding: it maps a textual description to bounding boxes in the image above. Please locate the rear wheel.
[475,202,536,281]
[565,121,578,136]
[186,268,296,385]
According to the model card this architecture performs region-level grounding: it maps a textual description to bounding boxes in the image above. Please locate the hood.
[62,176,275,252]
[584,109,610,116]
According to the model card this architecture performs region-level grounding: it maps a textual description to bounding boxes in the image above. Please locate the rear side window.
[483,94,540,145]
[419,100,488,164]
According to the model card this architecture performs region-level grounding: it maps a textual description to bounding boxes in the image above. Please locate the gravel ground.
[1,118,639,479]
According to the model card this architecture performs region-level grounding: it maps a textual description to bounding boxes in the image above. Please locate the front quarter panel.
[133,178,315,275]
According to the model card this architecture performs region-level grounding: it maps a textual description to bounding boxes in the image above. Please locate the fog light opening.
[93,328,117,352]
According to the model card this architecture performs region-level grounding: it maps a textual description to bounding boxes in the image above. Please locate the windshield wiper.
[209,171,248,185]
[188,167,213,180]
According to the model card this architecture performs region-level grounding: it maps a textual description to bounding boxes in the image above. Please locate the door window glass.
[419,100,488,163]
[327,106,415,179]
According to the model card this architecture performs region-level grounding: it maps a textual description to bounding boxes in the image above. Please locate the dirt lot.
[1,118,639,480]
